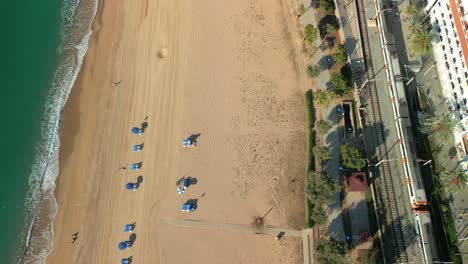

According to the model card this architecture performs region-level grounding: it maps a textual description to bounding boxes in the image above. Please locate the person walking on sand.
[71,232,79,244]
[112,80,122,86]
[119,165,127,170]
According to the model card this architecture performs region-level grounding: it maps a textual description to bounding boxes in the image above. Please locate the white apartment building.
[426,0,468,157]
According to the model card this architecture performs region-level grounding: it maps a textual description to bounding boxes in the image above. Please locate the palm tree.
[410,30,434,55]
[404,4,418,17]
[440,170,468,193]
[313,89,333,107]
[419,112,460,140]
[408,21,422,38]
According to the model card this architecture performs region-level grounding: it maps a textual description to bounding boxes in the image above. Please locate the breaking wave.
[18,0,98,263]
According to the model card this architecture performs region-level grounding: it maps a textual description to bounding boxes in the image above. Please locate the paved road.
[162,218,313,264]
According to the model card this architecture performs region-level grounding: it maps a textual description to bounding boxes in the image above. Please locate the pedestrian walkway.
[297,0,345,242]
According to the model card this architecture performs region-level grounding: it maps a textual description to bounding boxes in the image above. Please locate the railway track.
[354,0,409,262]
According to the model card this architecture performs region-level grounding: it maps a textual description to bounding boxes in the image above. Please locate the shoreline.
[46,0,309,263]
[21,0,99,262]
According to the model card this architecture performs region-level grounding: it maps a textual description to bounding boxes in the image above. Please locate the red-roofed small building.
[346,172,368,192]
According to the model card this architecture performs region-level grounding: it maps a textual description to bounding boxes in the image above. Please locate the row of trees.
[404,3,434,55]
[306,170,340,225]
[418,111,468,192]
[301,3,349,261]
[307,117,338,225]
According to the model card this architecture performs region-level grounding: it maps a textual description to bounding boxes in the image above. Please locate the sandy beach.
[46,0,309,263]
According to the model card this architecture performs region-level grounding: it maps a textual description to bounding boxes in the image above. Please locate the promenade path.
[297,0,345,243]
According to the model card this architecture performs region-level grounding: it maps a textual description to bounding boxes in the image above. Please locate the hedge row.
[305,90,316,228]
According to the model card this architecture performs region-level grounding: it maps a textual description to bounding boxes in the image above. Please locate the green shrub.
[305,24,319,44]
[305,90,316,172]
[341,144,366,171]
[315,239,347,264]
[332,44,347,64]
[298,4,306,17]
[307,64,322,78]
[316,119,332,134]
[320,0,335,15]
[313,145,332,163]
[330,72,351,97]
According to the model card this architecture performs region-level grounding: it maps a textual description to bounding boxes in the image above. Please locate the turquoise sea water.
[1,0,98,262]
[1,1,63,262]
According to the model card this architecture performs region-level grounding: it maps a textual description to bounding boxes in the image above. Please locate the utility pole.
[256,207,274,224]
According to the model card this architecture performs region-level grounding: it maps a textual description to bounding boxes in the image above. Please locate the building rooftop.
[346,172,368,192]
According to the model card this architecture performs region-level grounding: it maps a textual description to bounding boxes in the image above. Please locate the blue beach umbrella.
[133,144,143,152]
[177,187,185,195]
[131,162,142,170]
[121,259,131,264]
[118,241,132,250]
[126,182,139,191]
[183,139,193,147]
[181,203,197,212]
[183,179,189,188]
[131,127,143,135]
[124,224,134,232]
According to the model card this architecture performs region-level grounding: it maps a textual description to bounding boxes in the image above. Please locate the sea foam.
[18,0,98,263]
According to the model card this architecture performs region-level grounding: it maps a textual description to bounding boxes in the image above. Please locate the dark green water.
[1,0,63,261]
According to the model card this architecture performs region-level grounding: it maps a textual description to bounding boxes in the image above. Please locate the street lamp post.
[416,159,432,166]
[423,63,436,76]
[359,79,374,90]
[373,8,394,20]
[402,65,416,85]
[374,159,400,167]
[343,12,355,26]
[403,64,410,76]
[397,76,415,85]
[359,78,382,91]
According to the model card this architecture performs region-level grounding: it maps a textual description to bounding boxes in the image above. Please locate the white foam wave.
[18,0,98,263]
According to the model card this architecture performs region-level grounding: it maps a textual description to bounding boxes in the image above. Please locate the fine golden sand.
[47,0,310,263]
